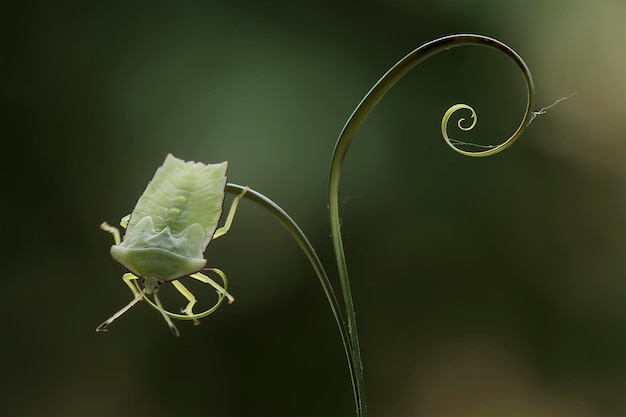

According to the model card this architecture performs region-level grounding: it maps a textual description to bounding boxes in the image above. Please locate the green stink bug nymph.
[97,154,248,336]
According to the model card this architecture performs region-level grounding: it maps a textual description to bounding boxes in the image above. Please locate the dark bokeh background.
[3,1,626,416]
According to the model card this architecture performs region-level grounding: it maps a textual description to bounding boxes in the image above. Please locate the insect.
[97,153,248,336]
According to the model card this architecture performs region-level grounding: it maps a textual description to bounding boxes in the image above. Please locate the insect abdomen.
[129,154,227,243]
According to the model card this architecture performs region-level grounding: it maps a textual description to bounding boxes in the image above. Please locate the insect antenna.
[152,291,180,337]
[96,292,145,333]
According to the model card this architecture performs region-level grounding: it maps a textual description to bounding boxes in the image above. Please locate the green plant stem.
[328,34,536,417]
[224,183,360,413]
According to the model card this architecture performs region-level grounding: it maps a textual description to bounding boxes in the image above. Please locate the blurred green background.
[3,1,626,416]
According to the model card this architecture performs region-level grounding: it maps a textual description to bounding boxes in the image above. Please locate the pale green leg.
[121,272,142,296]
[191,269,235,304]
[213,186,249,239]
[100,222,121,245]
[153,291,180,337]
[120,272,180,336]
[120,214,131,229]
[100,214,131,245]
[171,280,201,325]
[192,187,246,308]
[96,273,143,332]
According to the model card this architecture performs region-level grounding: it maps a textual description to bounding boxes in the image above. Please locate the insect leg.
[171,280,201,325]
[100,222,121,245]
[122,272,142,297]
[120,214,131,229]
[96,274,144,332]
[152,291,180,337]
[213,186,249,239]
[191,269,235,303]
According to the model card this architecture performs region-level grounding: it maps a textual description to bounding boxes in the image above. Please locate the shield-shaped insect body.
[98,154,248,336]
[112,154,227,290]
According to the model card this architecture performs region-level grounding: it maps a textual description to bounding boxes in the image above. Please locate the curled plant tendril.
[134,269,230,322]
[216,34,534,417]
[444,105,504,151]
[328,34,535,416]
[443,104,483,150]
[454,105,477,131]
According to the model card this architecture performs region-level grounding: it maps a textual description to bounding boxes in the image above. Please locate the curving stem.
[328,34,535,417]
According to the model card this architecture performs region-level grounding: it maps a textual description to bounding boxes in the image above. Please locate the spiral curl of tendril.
[443,104,496,151]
